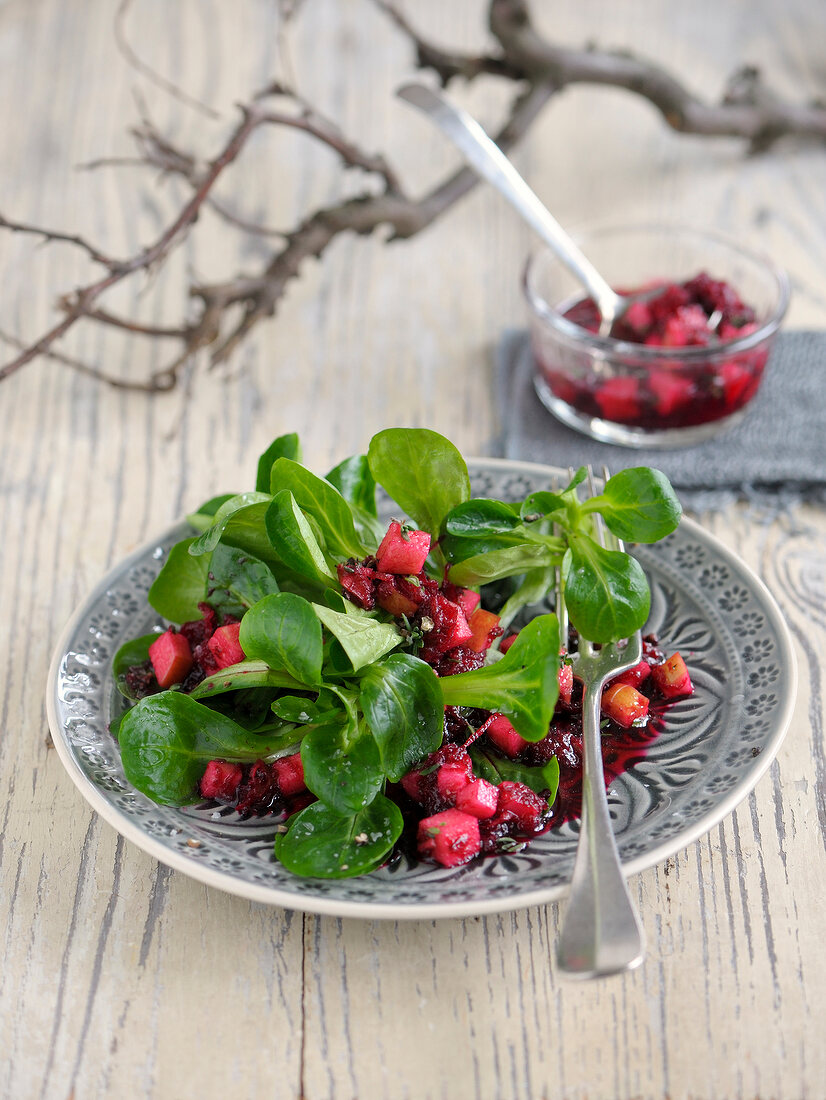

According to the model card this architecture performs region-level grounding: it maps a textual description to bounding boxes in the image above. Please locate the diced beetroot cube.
[417,808,481,867]
[500,633,519,654]
[485,714,528,758]
[466,608,502,653]
[234,760,281,817]
[685,272,735,314]
[558,661,573,706]
[493,782,548,833]
[455,778,499,819]
[337,560,376,609]
[148,629,194,689]
[436,761,472,803]
[650,652,694,698]
[648,370,696,417]
[179,603,218,650]
[200,760,243,802]
[207,622,245,669]
[648,283,690,324]
[272,753,306,796]
[595,377,642,423]
[376,521,431,574]
[375,578,419,618]
[601,682,649,728]
[612,659,651,689]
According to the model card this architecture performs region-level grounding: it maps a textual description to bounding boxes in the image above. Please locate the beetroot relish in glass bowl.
[523,224,790,448]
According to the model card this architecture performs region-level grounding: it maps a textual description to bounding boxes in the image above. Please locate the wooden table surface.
[2,3,825,1097]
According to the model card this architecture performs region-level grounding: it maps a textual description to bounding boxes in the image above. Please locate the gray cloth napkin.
[495,329,826,508]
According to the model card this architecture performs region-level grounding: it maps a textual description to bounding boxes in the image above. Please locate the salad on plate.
[113,428,690,880]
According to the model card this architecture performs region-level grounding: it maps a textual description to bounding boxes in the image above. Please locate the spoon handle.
[397,82,619,323]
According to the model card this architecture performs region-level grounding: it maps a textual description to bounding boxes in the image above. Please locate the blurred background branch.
[1,0,823,390]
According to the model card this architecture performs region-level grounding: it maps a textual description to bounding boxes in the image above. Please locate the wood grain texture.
[1,2,824,1098]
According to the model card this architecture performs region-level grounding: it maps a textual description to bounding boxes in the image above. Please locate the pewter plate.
[46,458,796,919]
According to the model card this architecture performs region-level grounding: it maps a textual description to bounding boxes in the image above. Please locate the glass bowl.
[523,224,790,448]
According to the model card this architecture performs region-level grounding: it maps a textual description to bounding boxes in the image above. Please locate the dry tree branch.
[80,94,288,240]
[199,81,555,368]
[0,103,268,385]
[486,0,826,149]
[0,214,120,269]
[2,0,825,389]
[0,326,178,391]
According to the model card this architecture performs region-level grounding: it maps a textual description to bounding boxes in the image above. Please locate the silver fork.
[555,467,646,978]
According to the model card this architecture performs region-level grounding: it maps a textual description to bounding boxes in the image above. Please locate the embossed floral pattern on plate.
[47,459,797,919]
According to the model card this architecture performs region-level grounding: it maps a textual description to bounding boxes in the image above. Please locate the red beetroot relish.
[538,271,769,430]
[125,554,682,864]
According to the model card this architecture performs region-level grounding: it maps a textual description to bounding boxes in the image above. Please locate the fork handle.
[556,679,645,978]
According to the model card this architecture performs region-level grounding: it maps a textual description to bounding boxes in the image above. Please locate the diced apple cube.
[648,370,696,417]
[272,753,306,796]
[148,629,193,688]
[650,652,694,698]
[455,778,499,819]
[595,377,642,423]
[207,622,245,669]
[623,300,653,335]
[720,359,760,410]
[601,682,649,728]
[493,781,548,833]
[401,769,427,804]
[436,761,472,803]
[485,714,528,758]
[434,596,473,650]
[200,760,243,802]
[417,808,481,867]
[613,659,651,689]
[661,304,710,347]
[376,520,431,574]
[455,588,481,618]
[466,608,501,653]
[558,661,574,706]
[375,578,419,617]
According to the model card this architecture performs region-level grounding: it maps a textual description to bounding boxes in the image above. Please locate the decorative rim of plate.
[46,456,797,920]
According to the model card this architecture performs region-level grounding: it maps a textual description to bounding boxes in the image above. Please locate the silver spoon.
[397,82,659,337]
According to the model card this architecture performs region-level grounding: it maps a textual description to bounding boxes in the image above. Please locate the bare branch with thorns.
[2,0,824,390]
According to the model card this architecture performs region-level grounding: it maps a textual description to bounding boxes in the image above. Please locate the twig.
[0,214,119,269]
[0,327,178,391]
[201,82,554,367]
[0,103,267,382]
[487,0,826,150]
[2,0,825,388]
